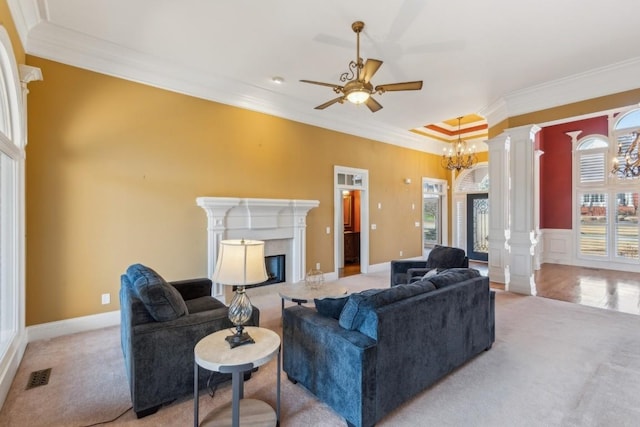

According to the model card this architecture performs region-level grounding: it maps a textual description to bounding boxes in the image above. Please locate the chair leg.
[135,404,161,418]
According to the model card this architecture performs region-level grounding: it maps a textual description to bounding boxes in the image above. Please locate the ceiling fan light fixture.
[300,20,422,112]
[346,89,370,104]
[344,80,372,104]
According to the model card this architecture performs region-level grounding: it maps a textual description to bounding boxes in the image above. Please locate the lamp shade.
[213,239,268,286]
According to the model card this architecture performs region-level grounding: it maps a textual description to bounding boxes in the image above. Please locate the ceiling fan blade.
[365,97,383,113]
[375,81,423,93]
[387,0,427,41]
[300,80,344,90]
[405,40,466,54]
[361,59,383,84]
[315,96,344,110]
[313,33,353,49]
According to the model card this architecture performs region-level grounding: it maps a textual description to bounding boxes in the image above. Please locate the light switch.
[371,224,377,230]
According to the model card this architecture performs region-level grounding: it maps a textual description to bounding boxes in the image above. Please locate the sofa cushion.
[185,296,226,314]
[125,264,189,322]
[314,296,349,319]
[427,268,481,289]
[338,282,435,331]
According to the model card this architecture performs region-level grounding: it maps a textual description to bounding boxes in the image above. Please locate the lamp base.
[225,330,255,348]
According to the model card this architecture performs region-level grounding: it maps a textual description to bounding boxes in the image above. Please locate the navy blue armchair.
[119,264,259,418]
[390,245,468,286]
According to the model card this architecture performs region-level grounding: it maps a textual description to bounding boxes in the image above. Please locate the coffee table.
[194,326,280,427]
[277,282,348,316]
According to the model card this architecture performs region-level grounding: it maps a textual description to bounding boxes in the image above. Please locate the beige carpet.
[1,271,640,427]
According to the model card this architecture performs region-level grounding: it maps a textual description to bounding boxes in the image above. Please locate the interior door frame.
[334,166,369,276]
[422,178,448,253]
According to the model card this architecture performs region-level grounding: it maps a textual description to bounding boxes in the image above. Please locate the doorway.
[466,193,489,261]
[334,166,369,279]
[342,190,361,277]
[422,178,448,255]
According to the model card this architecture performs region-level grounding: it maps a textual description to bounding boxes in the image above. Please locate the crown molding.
[24,21,447,154]
[506,57,640,116]
[17,7,640,156]
[480,58,640,127]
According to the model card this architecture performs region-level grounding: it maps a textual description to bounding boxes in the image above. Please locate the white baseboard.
[367,261,391,273]
[27,310,121,343]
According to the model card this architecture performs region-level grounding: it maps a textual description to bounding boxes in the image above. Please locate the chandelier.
[441,116,478,171]
[611,131,640,178]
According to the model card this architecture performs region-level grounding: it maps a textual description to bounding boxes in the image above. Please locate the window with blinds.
[576,137,608,185]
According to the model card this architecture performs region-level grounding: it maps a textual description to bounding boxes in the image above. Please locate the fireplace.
[238,254,285,290]
[197,197,319,302]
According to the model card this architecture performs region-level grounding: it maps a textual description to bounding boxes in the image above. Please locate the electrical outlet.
[316,262,320,270]
[371,224,377,230]
[101,293,110,305]
[400,250,403,256]
[326,226,331,234]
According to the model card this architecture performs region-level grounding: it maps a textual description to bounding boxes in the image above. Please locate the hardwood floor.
[339,263,361,278]
[346,259,639,315]
[474,260,640,316]
[534,263,640,315]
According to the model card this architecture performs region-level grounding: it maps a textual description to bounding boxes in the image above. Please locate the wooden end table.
[194,326,281,427]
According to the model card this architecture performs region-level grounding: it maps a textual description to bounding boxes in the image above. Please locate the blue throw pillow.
[338,288,384,330]
[338,283,435,331]
[314,296,349,319]
[125,264,189,322]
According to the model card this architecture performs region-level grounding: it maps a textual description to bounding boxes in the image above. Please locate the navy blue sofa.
[283,268,494,427]
[119,264,260,418]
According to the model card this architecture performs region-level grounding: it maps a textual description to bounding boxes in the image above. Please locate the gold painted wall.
[24,56,449,325]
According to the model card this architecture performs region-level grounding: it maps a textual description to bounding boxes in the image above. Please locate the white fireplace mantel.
[196,197,320,300]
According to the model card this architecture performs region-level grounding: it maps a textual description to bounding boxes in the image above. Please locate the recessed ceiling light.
[272,76,284,84]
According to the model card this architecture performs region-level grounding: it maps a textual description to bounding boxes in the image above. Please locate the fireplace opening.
[241,254,286,289]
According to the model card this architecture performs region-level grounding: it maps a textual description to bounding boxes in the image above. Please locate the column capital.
[18,65,42,85]
[504,123,541,141]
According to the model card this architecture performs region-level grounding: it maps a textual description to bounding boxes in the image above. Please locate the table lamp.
[213,239,267,348]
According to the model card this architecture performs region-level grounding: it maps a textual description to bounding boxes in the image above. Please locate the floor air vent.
[26,368,51,390]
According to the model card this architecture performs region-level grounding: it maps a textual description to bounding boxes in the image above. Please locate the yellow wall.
[24,56,450,325]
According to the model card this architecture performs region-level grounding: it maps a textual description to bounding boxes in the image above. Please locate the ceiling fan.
[300,21,423,113]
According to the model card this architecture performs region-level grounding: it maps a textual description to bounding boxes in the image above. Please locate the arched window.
[612,109,640,180]
[576,135,608,184]
[574,111,640,263]
[0,26,25,367]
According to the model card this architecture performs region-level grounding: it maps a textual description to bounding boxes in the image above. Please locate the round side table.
[277,282,348,317]
[194,326,281,427]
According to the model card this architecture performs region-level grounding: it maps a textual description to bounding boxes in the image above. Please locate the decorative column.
[486,133,510,283]
[533,149,544,270]
[506,124,541,295]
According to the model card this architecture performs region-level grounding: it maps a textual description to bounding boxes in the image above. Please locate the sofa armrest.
[169,278,212,301]
[390,260,428,286]
[283,305,377,427]
[406,267,435,282]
